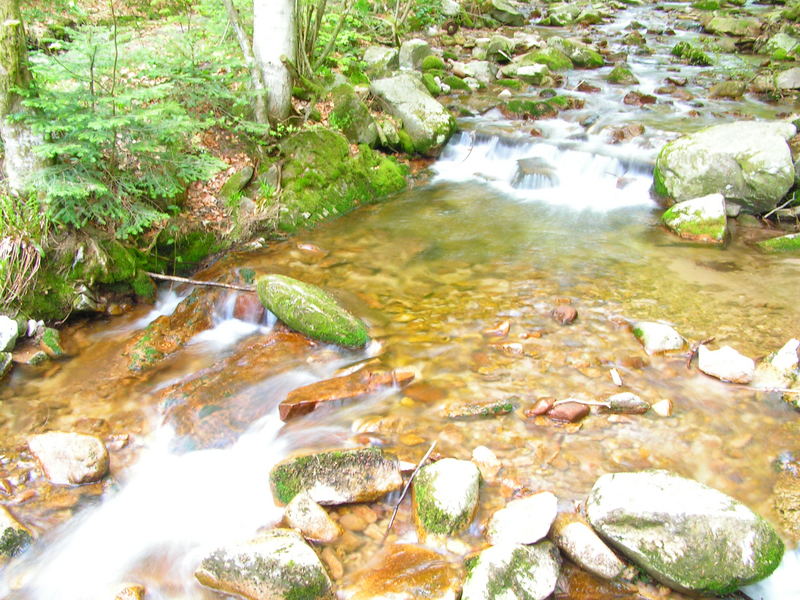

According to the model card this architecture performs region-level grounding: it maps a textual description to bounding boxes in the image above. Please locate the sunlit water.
[2,4,800,599]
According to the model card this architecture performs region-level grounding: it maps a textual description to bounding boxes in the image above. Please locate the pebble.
[340,512,368,532]
[321,547,344,580]
[651,399,673,417]
[697,345,755,384]
[547,401,590,423]
[472,445,501,481]
[552,304,578,325]
[525,397,555,417]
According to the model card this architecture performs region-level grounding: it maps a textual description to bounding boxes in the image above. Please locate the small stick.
[382,441,437,543]
[144,272,255,292]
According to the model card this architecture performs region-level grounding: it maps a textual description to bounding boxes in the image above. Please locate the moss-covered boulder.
[607,64,639,85]
[547,37,604,68]
[487,36,514,63]
[0,352,12,381]
[518,48,573,72]
[218,166,254,204]
[364,46,399,79]
[704,15,761,38]
[270,447,402,505]
[586,470,784,596]
[421,72,442,96]
[330,84,379,146]
[443,74,470,91]
[461,541,561,600]
[421,54,446,72]
[370,73,456,156]
[0,506,31,560]
[255,274,368,348]
[413,458,480,537]
[653,121,796,213]
[550,513,626,581]
[757,232,800,252]
[761,32,800,59]
[399,38,432,70]
[661,193,727,244]
[490,0,526,26]
[195,529,332,600]
[671,41,713,66]
[275,128,406,231]
[38,326,64,358]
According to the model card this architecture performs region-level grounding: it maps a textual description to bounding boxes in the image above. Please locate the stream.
[2,3,800,599]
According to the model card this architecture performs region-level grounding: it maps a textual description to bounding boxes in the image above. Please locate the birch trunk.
[252,0,295,121]
[0,0,44,194]
[222,0,269,125]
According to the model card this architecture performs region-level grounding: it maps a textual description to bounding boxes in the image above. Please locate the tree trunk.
[0,0,44,194]
[222,0,269,126]
[252,0,295,121]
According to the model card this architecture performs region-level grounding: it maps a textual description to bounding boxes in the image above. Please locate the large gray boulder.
[0,316,18,352]
[364,46,399,79]
[461,541,561,600]
[490,0,526,26]
[653,121,796,214]
[370,73,455,155]
[586,470,784,596]
[195,529,332,600]
[399,39,432,70]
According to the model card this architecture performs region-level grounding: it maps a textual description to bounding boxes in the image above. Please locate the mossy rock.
[443,74,471,91]
[413,458,480,536]
[496,78,523,90]
[757,232,800,252]
[330,83,379,146]
[519,48,573,72]
[672,41,713,66]
[548,37,604,69]
[461,542,561,600]
[421,54,446,72]
[661,194,727,244]
[217,166,254,204]
[422,72,442,96]
[270,447,402,505]
[256,274,369,348]
[275,128,406,231]
[0,352,12,381]
[607,65,639,85]
[38,327,64,358]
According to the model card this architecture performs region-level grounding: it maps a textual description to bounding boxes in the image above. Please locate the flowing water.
[2,5,800,600]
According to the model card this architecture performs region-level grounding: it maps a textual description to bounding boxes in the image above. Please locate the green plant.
[16,19,226,239]
[0,193,49,308]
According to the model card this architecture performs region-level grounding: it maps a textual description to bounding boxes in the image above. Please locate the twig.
[382,441,437,543]
[762,195,797,221]
[144,272,254,292]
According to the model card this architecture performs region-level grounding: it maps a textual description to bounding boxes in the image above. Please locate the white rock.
[698,345,755,384]
[284,492,341,543]
[399,39,432,70]
[0,316,18,352]
[462,541,561,600]
[632,321,686,355]
[550,513,626,580]
[487,492,558,545]
[651,398,673,417]
[753,338,799,391]
[414,458,480,536]
[471,445,500,481]
[28,432,109,485]
[195,529,331,600]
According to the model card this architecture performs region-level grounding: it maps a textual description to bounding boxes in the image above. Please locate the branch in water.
[144,272,255,292]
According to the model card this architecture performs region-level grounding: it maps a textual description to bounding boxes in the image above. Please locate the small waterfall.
[189,290,275,351]
[432,129,656,212]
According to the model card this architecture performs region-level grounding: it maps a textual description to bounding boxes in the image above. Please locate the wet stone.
[195,529,332,600]
[0,505,32,559]
[525,397,555,417]
[697,344,754,384]
[284,492,342,543]
[586,470,784,596]
[0,352,12,380]
[622,91,656,106]
[0,316,18,352]
[113,584,145,600]
[280,368,414,421]
[28,431,109,485]
[270,447,403,505]
[441,397,516,419]
[546,401,589,423]
[549,513,626,581]
[632,321,686,355]
[413,458,480,537]
[339,544,461,600]
[551,304,577,325]
[487,491,558,545]
[232,292,265,323]
[461,541,561,600]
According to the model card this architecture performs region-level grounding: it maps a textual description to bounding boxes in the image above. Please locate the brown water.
[3,4,800,598]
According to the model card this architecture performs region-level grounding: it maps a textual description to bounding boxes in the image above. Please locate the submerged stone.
[195,529,332,600]
[487,492,558,545]
[413,458,480,537]
[632,321,686,355]
[461,541,561,600]
[442,397,516,419]
[550,513,626,581]
[661,193,727,244]
[270,447,402,505]
[28,431,109,485]
[607,65,638,85]
[280,368,414,421]
[547,37,603,68]
[256,274,369,348]
[370,73,455,155]
[339,544,460,600]
[653,121,796,213]
[0,505,32,559]
[697,344,755,384]
[586,470,783,596]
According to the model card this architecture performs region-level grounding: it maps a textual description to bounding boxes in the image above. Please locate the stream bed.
[1,3,800,599]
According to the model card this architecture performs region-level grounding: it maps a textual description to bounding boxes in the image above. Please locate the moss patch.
[757,232,800,253]
[0,527,31,558]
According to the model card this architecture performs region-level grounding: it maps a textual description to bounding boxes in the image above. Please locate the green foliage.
[0,194,49,309]
[16,22,226,240]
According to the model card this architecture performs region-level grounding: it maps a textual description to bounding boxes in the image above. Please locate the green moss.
[414,465,477,535]
[239,267,256,285]
[692,0,720,9]
[397,129,416,154]
[0,527,31,558]
[672,41,712,66]
[652,162,669,198]
[443,75,470,91]
[496,79,523,89]
[421,72,442,96]
[607,65,638,85]
[39,327,64,357]
[421,54,446,71]
[484,546,539,598]
[524,48,573,71]
[757,232,800,253]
